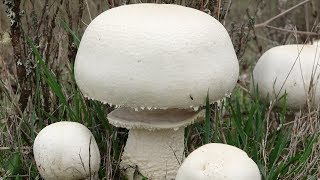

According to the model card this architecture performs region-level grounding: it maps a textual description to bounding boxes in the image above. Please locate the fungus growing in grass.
[252,44,320,110]
[33,121,101,180]
[74,3,239,179]
[108,107,205,179]
[176,143,261,180]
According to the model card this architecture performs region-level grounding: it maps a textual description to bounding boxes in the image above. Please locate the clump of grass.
[1,0,320,179]
[1,35,319,179]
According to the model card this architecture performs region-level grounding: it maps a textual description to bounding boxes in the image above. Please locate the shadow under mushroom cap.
[107,107,205,130]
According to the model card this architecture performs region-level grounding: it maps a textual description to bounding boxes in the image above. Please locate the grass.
[1,34,319,179]
[1,1,320,179]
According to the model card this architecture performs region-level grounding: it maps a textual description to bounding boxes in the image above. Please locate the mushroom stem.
[121,128,184,180]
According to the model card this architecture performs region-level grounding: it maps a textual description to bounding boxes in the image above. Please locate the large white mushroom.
[33,121,101,180]
[252,44,320,110]
[176,143,261,180]
[74,3,239,179]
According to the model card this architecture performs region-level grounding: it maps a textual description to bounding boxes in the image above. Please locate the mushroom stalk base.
[121,128,184,180]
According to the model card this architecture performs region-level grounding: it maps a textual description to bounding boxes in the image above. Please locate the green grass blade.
[204,91,211,144]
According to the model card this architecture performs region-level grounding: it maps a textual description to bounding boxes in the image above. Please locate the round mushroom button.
[33,121,101,180]
[176,143,261,180]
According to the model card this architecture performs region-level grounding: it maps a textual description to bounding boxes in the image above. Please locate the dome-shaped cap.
[33,121,101,180]
[252,44,320,109]
[176,143,261,180]
[75,3,239,110]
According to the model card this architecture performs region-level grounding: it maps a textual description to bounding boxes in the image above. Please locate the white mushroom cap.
[252,44,320,109]
[312,39,320,45]
[176,143,261,180]
[75,3,239,110]
[107,107,205,130]
[33,121,101,180]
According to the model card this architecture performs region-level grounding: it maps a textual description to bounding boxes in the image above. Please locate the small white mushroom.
[33,121,101,180]
[176,143,261,180]
[74,3,239,179]
[252,44,320,109]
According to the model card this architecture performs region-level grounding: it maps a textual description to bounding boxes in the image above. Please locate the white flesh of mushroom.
[33,121,101,180]
[122,128,184,180]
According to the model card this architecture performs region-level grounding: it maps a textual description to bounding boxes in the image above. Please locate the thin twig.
[85,0,93,21]
[223,0,232,26]
[265,25,319,36]
[217,0,222,21]
[255,0,311,28]
[89,136,92,180]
